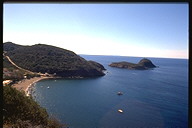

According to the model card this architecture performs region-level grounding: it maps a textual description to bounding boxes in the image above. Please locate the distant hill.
[109,58,156,70]
[3,42,106,78]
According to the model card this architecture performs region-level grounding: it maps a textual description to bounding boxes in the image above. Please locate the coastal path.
[4,54,35,74]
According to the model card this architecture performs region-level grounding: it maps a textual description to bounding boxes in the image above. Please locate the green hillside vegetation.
[3,42,106,77]
[3,55,39,81]
[3,85,65,128]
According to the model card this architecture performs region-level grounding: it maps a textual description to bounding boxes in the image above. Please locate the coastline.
[12,76,55,96]
[11,75,91,96]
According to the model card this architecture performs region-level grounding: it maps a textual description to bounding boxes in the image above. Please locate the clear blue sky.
[3,3,188,59]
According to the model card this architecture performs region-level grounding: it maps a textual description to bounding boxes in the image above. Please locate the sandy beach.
[12,76,53,95]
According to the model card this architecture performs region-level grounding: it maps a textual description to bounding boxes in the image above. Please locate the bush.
[47,116,67,128]
[3,86,64,128]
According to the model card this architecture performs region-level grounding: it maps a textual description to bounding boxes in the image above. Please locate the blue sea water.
[32,55,188,128]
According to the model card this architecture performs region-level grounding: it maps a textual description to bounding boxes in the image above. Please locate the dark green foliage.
[3,42,105,77]
[3,56,39,81]
[3,86,64,128]
[3,55,14,68]
[47,116,67,128]
[3,41,22,51]
[88,60,106,71]
[3,86,48,126]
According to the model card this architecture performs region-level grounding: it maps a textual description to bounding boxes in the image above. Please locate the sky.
[3,3,189,59]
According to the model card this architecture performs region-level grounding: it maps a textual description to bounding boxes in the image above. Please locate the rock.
[109,58,156,70]
[138,58,156,68]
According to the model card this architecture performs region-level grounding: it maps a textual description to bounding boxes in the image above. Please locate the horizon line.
[78,54,189,60]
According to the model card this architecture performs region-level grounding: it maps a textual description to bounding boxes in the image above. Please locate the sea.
[32,55,188,128]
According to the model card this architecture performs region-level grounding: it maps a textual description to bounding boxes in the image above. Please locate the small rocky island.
[109,58,156,70]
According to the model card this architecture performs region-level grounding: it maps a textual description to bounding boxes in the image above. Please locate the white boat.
[47,86,50,89]
[118,109,123,113]
[117,92,123,95]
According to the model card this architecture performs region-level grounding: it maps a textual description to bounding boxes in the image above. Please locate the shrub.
[3,86,64,128]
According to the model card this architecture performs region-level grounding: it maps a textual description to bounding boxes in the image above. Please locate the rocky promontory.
[3,42,106,78]
[109,58,156,70]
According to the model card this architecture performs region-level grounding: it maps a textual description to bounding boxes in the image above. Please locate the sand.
[12,76,53,95]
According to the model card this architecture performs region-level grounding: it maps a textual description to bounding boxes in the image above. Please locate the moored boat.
[118,109,123,113]
[117,92,123,95]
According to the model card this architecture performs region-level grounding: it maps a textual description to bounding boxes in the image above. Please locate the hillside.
[3,85,65,128]
[3,42,106,78]
[3,54,39,81]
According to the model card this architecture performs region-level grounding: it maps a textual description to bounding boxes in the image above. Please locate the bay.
[32,55,188,128]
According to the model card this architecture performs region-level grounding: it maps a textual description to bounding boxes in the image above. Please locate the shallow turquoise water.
[33,55,188,128]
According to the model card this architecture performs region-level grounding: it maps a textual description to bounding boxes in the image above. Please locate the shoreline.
[12,75,95,96]
[12,76,55,96]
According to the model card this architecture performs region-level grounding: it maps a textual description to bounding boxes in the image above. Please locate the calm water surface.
[32,55,188,128]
